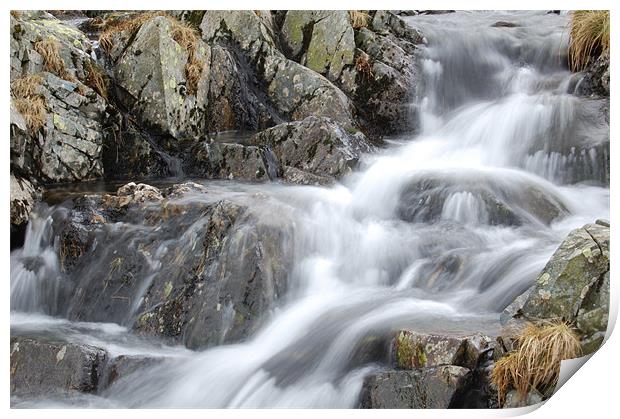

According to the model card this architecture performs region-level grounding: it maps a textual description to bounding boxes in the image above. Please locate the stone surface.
[281,11,355,83]
[10,173,39,226]
[393,330,494,370]
[200,10,355,129]
[52,182,295,349]
[250,116,373,181]
[502,222,610,353]
[10,336,107,396]
[359,366,470,408]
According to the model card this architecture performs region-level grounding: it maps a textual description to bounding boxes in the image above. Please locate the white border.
[2,1,617,418]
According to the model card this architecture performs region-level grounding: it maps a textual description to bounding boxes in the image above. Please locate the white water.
[11,11,609,407]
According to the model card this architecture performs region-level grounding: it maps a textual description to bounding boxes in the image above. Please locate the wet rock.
[491,21,519,28]
[101,355,165,388]
[10,173,39,227]
[393,330,494,370]
[250,116,373,182]
[280,11,355,83]
[185,141,275,182]
[349,12,422,136]
[397,171,568,226]
[502,222,610,353]
[10,336,107,396]
[359,366,470,408]
[102,117,172,180]
[281,166,333,186]
[577,53,609,98]
[53,183,295,349]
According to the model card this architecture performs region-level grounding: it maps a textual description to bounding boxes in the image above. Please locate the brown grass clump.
[491,320,582,406]
[11,10,21,18]
[11,74,47,134]
[99,11,203,94]
[84,60,108,99]
[349,11,371,29]
[356,51,374,82]
[569,10,610,71]
[34,36,77,82]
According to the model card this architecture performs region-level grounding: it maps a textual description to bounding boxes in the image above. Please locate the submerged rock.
[10,336,107,397]
[359,366,470,408]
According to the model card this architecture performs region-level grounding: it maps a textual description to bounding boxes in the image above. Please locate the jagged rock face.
[10,337,107,397]
[11,13,109,186]
[11,73,107,183]
[280,11,355,83]
[10,12,94,81]
[10,174,39,226]
[53,183,295,349]
[250,116,374,181]
[200,10,356,129]
[184,116,373,184]
[502,221,610,353]
[359,366,470,408]
[350,11,422,136]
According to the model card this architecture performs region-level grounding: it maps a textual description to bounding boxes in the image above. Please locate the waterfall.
[10,11,609,407]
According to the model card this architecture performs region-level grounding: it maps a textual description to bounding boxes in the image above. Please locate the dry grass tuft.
[34,36,76,81]
[99,11,203,94]
[356,51,374,82]
[349,10,371,29]
[11,10,21,19]
[84,60,108,99]
[569,10,610,71]
[11,74,47,134]
[99,11,168,52]
[11,74,44,98]
[491,320,582,406]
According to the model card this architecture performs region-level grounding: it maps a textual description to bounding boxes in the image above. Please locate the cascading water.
[10,11,609,407]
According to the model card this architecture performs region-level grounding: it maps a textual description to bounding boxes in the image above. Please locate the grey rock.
[52,183,295,350]
[10,336,107,397]
[10,173,39,226]
[280,11,355,82]
[359,366,470,408]
[250,116,373,181]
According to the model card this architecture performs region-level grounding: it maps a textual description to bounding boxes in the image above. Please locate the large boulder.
[200,10,355,129]
[42,182,295,349]
[111,15,210,143]
[10,336,108,397]
[502,221,610,353]
[359,366,470,408]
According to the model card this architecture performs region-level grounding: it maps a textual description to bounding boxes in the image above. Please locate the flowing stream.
[10,11,609,407]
